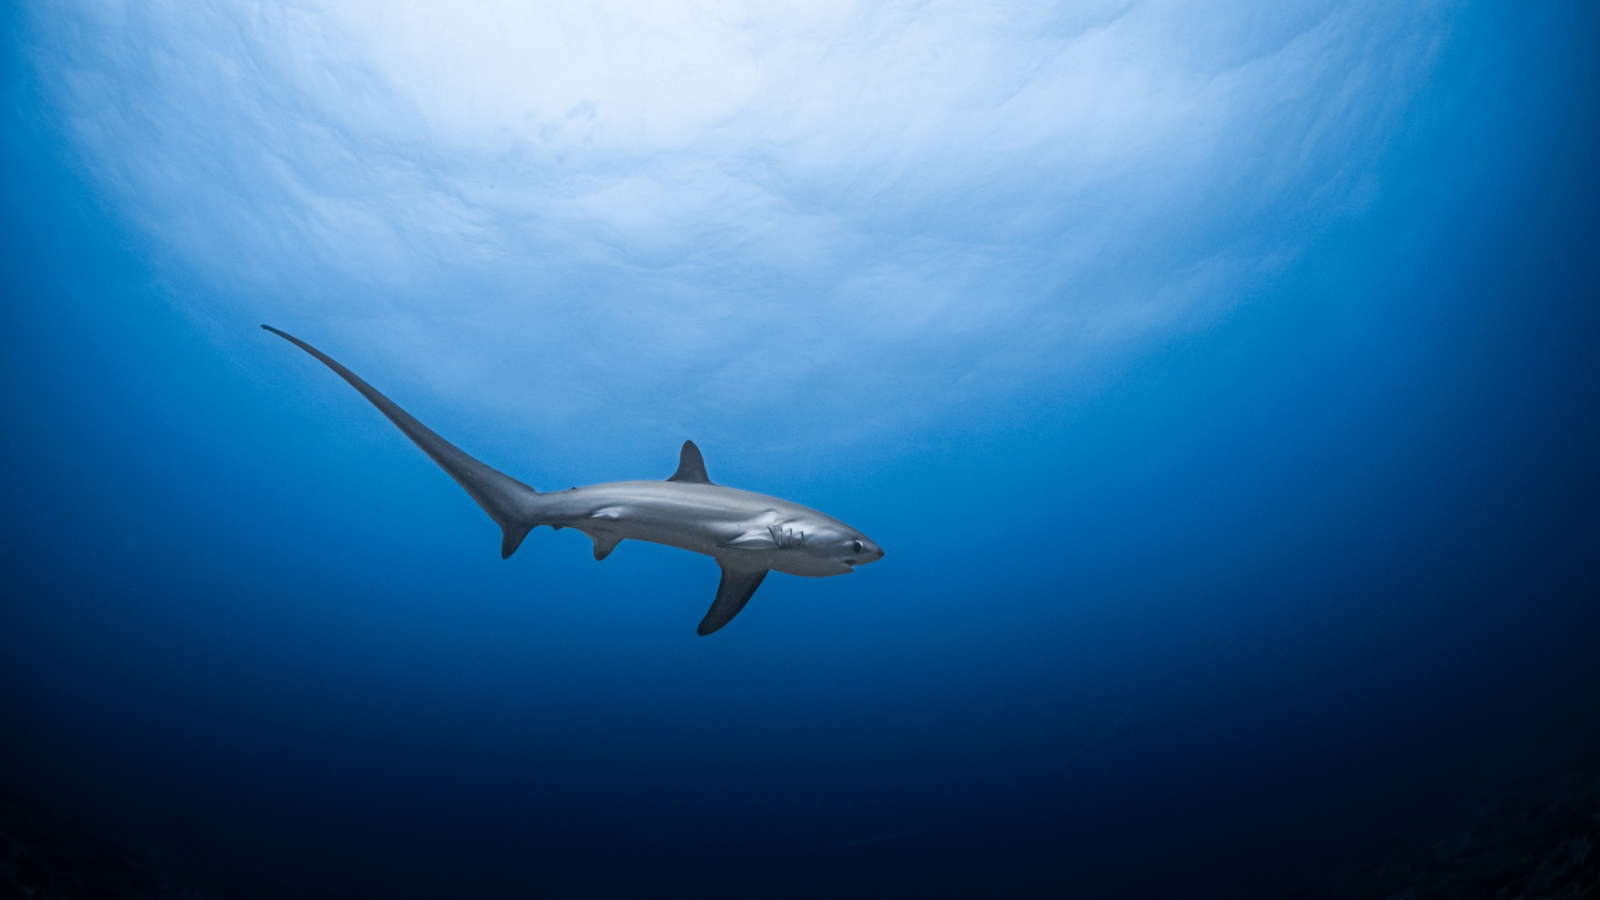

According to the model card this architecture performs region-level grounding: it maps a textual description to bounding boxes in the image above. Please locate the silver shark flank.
[263,327,884,635]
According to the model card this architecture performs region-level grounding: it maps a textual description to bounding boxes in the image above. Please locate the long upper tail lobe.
[264,326,540,558]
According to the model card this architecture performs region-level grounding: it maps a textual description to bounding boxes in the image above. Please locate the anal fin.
[697,566,768,636]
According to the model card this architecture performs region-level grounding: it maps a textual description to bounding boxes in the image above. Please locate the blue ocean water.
[2,3,1598,897]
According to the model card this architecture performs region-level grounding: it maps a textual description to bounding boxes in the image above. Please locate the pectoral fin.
[697,566,768,636]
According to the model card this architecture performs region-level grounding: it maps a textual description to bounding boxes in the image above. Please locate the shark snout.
[848,541,885,567]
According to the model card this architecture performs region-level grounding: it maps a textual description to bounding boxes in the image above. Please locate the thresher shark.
[265,327,884,634]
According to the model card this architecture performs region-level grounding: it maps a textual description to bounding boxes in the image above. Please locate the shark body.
[264,327,884,634]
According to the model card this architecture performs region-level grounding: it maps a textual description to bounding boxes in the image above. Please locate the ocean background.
[2,2,1597,897]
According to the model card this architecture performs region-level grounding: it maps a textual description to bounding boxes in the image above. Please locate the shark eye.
[851,540,863,554]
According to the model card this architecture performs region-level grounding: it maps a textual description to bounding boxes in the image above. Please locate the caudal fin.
[264,326,540,558]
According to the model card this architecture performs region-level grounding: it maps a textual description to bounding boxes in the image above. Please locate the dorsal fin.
[666,440,713,484]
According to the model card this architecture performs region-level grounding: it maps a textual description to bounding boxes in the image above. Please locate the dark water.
[3,3,1599,898]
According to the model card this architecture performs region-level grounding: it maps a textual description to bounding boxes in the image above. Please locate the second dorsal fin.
[666,440,713,485]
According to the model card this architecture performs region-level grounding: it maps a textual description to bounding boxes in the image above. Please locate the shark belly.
[544,482,845,577]
[546,482,741,557]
